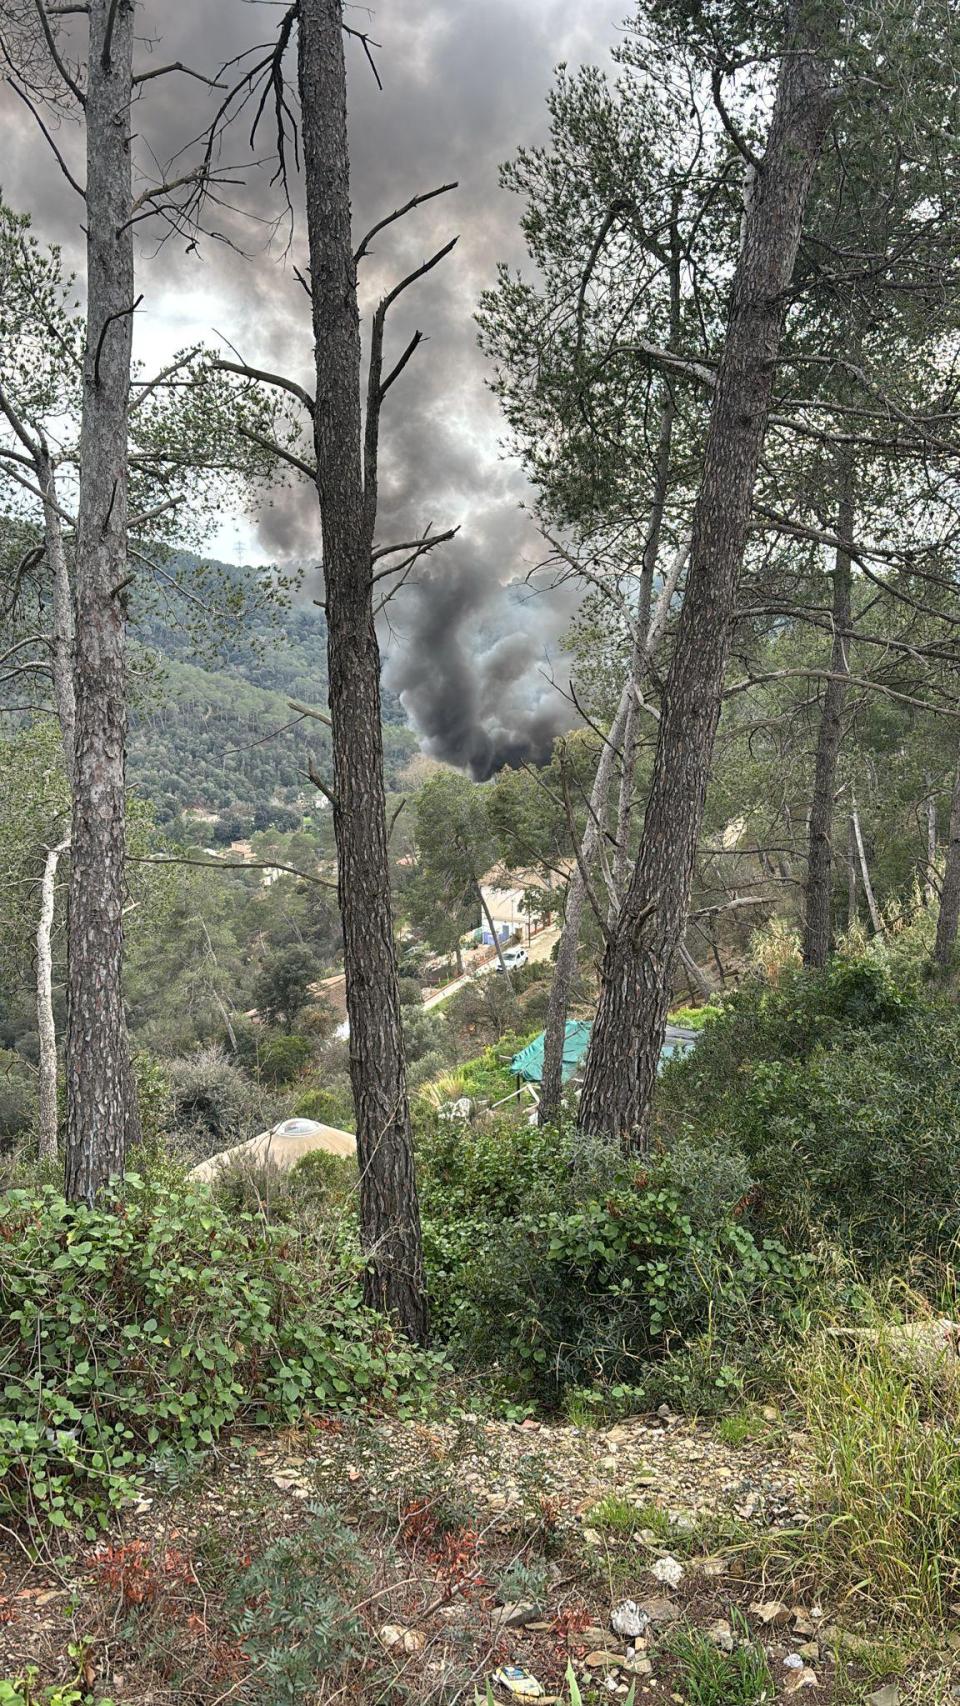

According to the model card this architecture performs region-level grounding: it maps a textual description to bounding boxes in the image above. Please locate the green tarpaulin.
[510,1021,698,1085]
[511,1020,592,1084]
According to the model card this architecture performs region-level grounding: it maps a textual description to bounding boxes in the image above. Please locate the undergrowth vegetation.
[799,1310,960,1626]
[657,950,960,1268]
[417,1115,812,1412]
[0,1175,434,1532]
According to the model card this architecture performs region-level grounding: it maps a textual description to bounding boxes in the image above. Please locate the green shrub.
[417,1116,809,1406]
[0,1176,433,1532]
[667,1614,772,1706]
[293,1083,355,1131]
[256,1033,313,1085]
[401,1007,449,1065]
[407,1048,449,1089]
[0,1676,114,1706]
[658,958,960,1267]
[397,976,424,1008]
[227,1507,372,1704]
[0,1051,36,1140]
[164,1044,248,1144]
[667,1003,721,1032]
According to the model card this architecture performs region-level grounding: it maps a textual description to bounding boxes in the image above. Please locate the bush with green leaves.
[256,1032,313,1085]
[657,955,960,1267]
[666,1614,772,1706]
[0,1050,36,1140]
[210,1147,357,1228]
[417,1115,809,1407]
[0,1175,433,1532]
[293,1082,356,1131]
[0,1679,114,1706]
[164,1044,250,1147]
[227,1506,371,1705]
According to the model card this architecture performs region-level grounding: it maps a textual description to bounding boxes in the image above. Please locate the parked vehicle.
[497,945,528,972]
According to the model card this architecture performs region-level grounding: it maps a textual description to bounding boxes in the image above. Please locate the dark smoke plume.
[383,543,576,779]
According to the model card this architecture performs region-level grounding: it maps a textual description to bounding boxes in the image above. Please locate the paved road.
[422,925,559,1011]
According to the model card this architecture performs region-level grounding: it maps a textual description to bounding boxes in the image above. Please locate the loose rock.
[637,1597,680,1628]
[651,1556,684,1588]
[706,1620,735,1653]
[612,1601,649,1640]
[866,1688,900,1706]
[379,1624,426,1654]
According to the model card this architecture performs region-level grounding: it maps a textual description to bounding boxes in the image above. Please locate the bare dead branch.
[128,852,336,889]
[32,0,85,100]
[354,181,458,264]
[236,423,317,481]
[133,61,227,89]
[100,0,120,70]
[213,356,315,416]
[2,75,86,199]
[710,65,762,169]
[342,22,383,89]
[370,526,458,583]
[288,697,332,728]
[378,329,423,402]
[306,757,337,809]
[93,295,142,389]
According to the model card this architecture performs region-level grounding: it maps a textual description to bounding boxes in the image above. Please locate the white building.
[477,863,568,945]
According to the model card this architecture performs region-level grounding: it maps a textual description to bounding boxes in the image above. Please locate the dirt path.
[0,1407,946,1704]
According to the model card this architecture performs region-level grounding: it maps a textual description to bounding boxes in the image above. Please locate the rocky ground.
[0,1406,950,1704]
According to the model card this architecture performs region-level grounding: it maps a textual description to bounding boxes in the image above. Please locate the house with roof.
[477,861,571,945]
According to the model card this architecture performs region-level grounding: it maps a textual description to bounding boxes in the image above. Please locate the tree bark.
[852,799,883,934]
[539,688,630,1123]
[611,220,681,913]
[802,450,854,967]
[539,536,689,1124]
[37,452,76,789]
[65,0,140,1203]
[37,837,69,1163]
[847,814,858,929]
[924,777,937,905]
[935,755,960,967]
[299,0,428,1342]
[578,10,834,1146]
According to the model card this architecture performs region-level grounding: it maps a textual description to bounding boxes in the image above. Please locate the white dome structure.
[186,1116,356,1184]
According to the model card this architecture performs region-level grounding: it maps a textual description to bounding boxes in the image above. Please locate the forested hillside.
[130,552,416,826]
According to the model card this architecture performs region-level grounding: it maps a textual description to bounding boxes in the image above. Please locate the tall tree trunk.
[65,0,139,1202]
[477,880,512,980]
[578,11,833,1146]
[678,941,714,1001]
[851,798,883,934]
[611,218,681,911]
[847,815,858,929]
[37,453,76,788]
[924,776,937,904]
[37,837,69,1163]
[935,755,960,967]
[539,689,631,1122]
[802,450,854,967]
[540,536,689,1124]
[299,0,428,1342]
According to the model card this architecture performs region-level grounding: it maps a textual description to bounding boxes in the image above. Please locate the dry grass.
[798,1307,960,1627]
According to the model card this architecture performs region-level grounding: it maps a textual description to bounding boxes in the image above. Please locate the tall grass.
[667,1614,773,1706]
[799,1315,960,1626]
